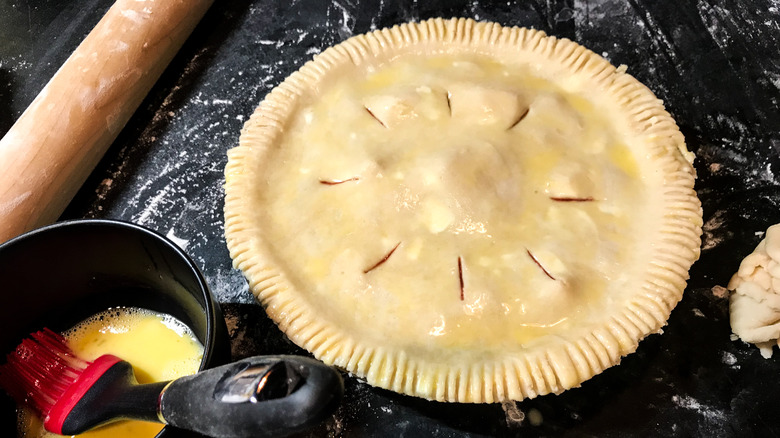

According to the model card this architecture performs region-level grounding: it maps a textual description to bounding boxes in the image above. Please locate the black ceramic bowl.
[0,219,230,437]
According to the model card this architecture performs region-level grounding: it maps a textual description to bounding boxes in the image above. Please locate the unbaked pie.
[224,18,703,402]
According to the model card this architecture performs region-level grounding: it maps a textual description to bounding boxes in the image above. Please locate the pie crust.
[224,18,703,403]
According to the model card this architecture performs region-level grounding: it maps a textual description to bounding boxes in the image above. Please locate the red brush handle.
[44,355,122,435]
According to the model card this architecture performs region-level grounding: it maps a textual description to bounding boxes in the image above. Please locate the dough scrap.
[728,224,780,358]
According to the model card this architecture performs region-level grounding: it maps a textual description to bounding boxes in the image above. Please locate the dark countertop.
[2,0,780,436]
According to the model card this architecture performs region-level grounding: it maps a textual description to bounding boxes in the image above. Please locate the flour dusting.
[721,351,738,367]
[0,55,32,73]
[199,265,251,303]
[166,229,189,250]
[671,394,726,422]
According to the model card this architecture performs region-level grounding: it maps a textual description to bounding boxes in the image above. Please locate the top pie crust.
[224,18,703,403]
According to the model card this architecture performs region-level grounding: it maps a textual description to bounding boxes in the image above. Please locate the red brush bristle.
[0,328,91,417]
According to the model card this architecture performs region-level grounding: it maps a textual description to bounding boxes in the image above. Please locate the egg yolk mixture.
[19,307,204,438]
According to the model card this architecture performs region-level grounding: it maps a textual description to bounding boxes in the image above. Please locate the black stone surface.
[2,0,780,436]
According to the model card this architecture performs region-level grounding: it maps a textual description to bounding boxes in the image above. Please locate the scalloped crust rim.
[224,17,703,403]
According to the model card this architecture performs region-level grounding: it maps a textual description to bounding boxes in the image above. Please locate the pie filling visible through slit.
[224,18,703,403]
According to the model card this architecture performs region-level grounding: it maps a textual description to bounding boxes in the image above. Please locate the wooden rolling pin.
[0,0,214,244]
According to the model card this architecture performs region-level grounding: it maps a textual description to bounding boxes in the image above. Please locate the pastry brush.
[0,328,343,438]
